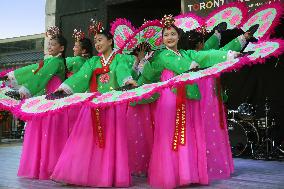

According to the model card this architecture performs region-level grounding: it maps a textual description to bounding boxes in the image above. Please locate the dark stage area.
[222,17,284,146]
[56,0,180,56]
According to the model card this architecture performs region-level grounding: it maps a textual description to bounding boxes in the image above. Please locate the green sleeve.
[66,56,87,73]
[64,57,99,93]
[14,63,40,85]
[121,54,139,80]
[131,69,139,81]
[138,52,164,84]
[66,57,73,71]
[162,54,191,74]
[122,54,137,69]
[137,73,155,86]
[115,55,135,87]
[147,50,192,75]
[203,33,220,50]
[138,62,161,84]
[203,36,244,103]
[23,58,64,96]
[200,35,242,102]
[187,49,229,68]
[220,37,242,52]
[139,50,194,84]
[158,50,195,74]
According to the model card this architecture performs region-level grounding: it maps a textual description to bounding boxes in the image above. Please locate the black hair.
[79,38,93,58]
[219,28,243,47]
[218,28,258,52]
[52,35,68,79]
[178,29,206,50]
[100,30,113,40]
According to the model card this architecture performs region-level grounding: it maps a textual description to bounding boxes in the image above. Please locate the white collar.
[166,47,181,57]
[101,50,116,66]
[53,53,62,58]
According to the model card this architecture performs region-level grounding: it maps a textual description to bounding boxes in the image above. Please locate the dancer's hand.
[189,61,200,70]
[214,22,227,33]
[55,86,73,95]
[144,51,154,60]
[227,51,243,61]
[137,51,154,73]
[136,42,151,61]
[235,52,243,58]
[19,91,28,99]
[244,32,252,40]
[45,90,70,100]
[55,88,64,93]
[137,45,146,61]
[18,86,31,99]
[126,79,138,87]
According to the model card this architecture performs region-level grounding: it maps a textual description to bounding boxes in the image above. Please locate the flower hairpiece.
[161,14,175,29]
[88,18,104,36]
[46,26,60,38]
[196,25,208,35]
[72,29,85,42]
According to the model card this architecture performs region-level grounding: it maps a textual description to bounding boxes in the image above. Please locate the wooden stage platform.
[0,144,283,189]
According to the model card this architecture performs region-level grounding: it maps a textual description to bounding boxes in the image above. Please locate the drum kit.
[227,99,284,160]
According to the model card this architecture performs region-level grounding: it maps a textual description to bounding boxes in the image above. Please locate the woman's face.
[163,27,179,49]
[73,41,83,56]
[48,39,64,56]
[94,34,112,54]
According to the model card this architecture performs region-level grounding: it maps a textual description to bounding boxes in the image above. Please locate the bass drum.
[228,120,259,157]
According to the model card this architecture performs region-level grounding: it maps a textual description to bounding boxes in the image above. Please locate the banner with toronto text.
[181,0,283,15]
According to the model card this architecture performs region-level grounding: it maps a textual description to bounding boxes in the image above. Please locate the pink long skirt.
[126,103,154,175]
[51,103,132,187]
[148,70,233,189]
[197,77,234,181]
[18,77,79,179]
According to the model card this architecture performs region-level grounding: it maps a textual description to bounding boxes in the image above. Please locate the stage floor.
[0,144,284,189]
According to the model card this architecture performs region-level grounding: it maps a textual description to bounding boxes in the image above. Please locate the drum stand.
[253,99,284,160]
